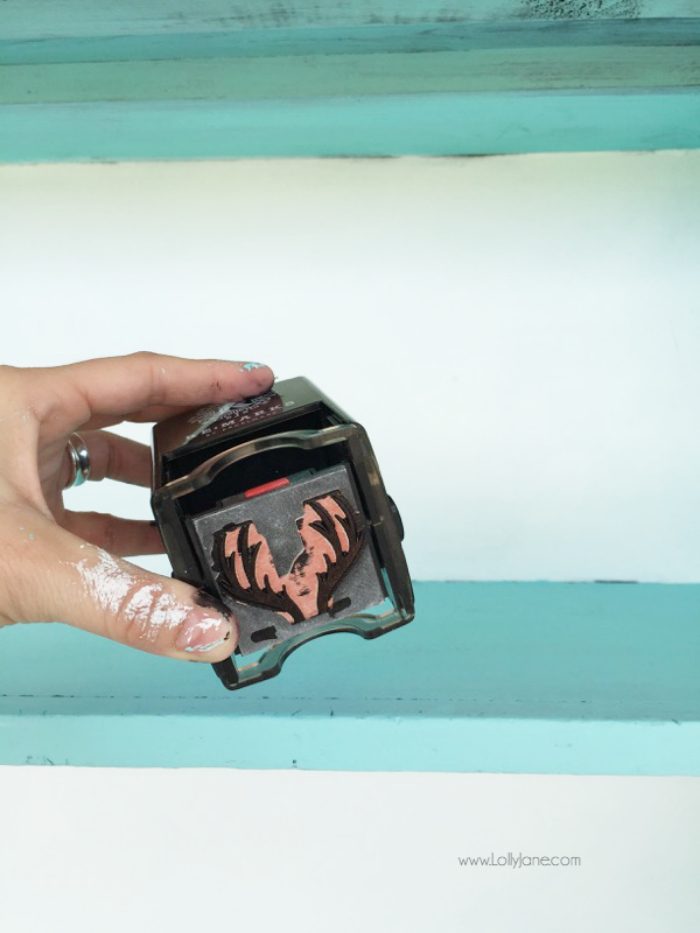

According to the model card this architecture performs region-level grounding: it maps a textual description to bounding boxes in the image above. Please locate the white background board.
[0,767,699,933]
[2,151,699,581]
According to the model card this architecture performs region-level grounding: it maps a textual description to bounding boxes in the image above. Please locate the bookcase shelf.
[2,1,699,160]
[2,582,699,774]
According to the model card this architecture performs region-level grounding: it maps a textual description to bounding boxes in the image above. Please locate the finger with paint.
[0,352,275,661]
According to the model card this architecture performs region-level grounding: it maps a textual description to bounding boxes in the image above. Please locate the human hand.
[0,352,274,662]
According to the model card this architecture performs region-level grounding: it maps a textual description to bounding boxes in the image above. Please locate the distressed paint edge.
[5,715,700,775]
[2,1,698,43]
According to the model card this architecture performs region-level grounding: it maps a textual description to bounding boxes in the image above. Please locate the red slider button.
[243,477,290,499]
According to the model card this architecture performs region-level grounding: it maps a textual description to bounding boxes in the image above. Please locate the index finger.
[44,352,275,434]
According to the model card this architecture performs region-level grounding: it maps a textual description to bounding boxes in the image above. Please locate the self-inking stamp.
[151,377,415,690]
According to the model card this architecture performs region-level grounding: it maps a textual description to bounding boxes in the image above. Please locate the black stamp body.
[151,377,415,689]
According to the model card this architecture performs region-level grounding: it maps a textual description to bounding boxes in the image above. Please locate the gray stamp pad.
[188,463,387,655]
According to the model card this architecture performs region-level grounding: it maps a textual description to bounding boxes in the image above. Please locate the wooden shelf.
[1,582,699,774]
[1,1,699,160]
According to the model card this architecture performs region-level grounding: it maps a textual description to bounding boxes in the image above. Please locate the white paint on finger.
[71,547,192,642]
[74,547,133,614]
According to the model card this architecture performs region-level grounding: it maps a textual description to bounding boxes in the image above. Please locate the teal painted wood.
[1,582,699,773]
[3,20,700,64]
[3,91,700,161]
[1,5,699,159]
[4,2,698,41]
[5,47,700,104]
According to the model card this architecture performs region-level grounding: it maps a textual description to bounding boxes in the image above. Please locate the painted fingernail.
[241,361,266,372]
[175,612,233,654]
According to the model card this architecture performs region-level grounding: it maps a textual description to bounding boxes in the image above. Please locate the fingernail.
[245,361,275,380]
[175,611,233,654]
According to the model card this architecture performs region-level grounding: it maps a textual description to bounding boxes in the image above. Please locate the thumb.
[5,512,236,662]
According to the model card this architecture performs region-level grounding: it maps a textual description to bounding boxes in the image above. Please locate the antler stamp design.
[215,489,367,624]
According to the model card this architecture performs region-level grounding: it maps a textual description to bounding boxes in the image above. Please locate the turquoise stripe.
[3,20,700,65]
[4,47,698,104]
[10,717,700,774]
[3,90,700,162]
[2,582,699,773]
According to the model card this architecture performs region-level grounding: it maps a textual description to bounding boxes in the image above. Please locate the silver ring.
[65,432,91,488]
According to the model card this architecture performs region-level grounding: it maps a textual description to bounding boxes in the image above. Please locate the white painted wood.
[0,767,698,933]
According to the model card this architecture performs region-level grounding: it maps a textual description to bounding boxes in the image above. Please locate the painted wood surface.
[1,582,699,773]
[5,47,700,103]
[1,3,699,159]
[4,2,700,40]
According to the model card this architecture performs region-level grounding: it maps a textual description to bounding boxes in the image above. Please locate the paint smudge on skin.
[74,548,134,615]
[177,616,231,653]
[72,547,231,652]
[185,638,228,652]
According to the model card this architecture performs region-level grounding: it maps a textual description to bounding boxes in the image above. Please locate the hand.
[0,352,274,662]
